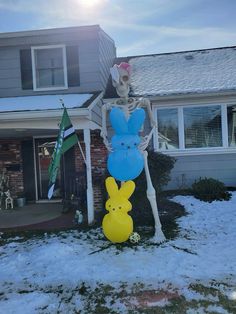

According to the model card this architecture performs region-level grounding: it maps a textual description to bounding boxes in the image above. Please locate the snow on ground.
[0,193,236,313]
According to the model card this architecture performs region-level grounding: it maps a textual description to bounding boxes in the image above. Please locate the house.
[0,25,116,221]
[105,47,236,189]
[1,24,236,224]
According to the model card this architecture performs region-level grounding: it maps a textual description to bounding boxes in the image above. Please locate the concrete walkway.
[0,203,63,229]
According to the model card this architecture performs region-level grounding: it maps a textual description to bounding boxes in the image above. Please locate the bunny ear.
[105,177,119,198]
[119,180,135,199]
[128,108,145,134]
[110,107,128,134]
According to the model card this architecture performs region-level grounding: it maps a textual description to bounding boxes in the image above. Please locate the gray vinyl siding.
[91,99,103,126]
[98,30,116,90]
[0,47,21,94]
[0,26,116,97]
[165,153,236,189]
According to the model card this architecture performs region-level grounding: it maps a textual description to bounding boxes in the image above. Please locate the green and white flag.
[48,108,78,199]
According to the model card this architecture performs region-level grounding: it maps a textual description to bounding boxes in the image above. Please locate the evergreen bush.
[131,150,176,225]
[192,177,231,202]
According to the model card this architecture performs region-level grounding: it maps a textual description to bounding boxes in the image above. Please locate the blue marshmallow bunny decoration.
[108,107,146,181]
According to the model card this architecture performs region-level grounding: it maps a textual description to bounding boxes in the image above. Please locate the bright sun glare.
[79,0,104,9]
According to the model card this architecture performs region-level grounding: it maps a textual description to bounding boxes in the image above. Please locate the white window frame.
[31,45,68,91]
[153,102,236,156]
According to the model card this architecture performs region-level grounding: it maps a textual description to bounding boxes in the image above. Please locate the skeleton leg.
[143,150,166,243]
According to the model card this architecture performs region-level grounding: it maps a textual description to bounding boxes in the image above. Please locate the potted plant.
[16,192,26,208]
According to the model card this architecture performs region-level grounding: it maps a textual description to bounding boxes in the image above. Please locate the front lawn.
[0,193,235,313]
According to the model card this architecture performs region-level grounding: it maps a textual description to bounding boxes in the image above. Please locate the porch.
[0,92,105,225]
[0,202,76,231]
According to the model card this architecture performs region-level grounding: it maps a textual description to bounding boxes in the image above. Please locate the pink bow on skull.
[110,62,131,98]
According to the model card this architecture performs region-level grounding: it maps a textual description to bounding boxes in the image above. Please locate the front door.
[35,138,63,200]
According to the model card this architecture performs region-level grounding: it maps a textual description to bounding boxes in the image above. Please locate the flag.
[48,108,78,199]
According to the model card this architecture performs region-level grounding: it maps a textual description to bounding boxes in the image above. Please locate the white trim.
[33,138,38,201]
[153,102,236,155]
[33,135,56,201]
[153,106,159,151]
[160,148,236,157]
[178,107,184,149]
[0,108,89,121]
[222,104,228,148]
[88,92,104,111]
[31,44,68,92]
[84,129,94,225]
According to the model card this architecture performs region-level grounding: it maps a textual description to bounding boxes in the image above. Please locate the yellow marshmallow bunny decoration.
[102,177,135,243]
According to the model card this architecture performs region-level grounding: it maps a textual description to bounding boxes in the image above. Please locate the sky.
[0,0,236,57]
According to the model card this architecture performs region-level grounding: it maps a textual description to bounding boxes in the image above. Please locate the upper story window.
[31,45,68,91]
[20,45,80,91]
[155,104,236,154]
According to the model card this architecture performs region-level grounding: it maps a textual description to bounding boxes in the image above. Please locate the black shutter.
[66,46,80,87]
[21,140,36,200]
[20,49,33,90]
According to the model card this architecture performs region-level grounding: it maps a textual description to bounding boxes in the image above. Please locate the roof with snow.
[0,92,100,113]
[105,46,236,98]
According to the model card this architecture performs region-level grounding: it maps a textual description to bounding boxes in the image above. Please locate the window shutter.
[20,49,33,90]
[66,46,80,87]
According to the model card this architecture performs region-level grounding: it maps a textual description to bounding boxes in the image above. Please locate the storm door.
[35,138,64,200]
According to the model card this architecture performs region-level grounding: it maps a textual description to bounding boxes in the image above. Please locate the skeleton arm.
[137,98,157,151]
[100,102,113,152]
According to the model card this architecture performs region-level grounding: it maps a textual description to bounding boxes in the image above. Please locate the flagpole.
[60,99,87,166]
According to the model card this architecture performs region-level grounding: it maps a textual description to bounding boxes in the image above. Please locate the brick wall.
[0,140,24,197]
[74,130,108,211]
[0,132,108,208]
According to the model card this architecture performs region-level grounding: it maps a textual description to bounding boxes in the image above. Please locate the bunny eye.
[109,204,111,207]
[119,206,122,209]
[121,142,124,146]
[134,143,137,146]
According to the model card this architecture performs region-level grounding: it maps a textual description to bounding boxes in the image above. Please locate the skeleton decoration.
[110,62,131,99]
[101,63,166,243]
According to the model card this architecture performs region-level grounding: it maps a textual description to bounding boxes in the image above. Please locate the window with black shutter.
[20,44,80,91]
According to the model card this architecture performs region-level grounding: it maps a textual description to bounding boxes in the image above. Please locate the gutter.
[0,107,89,122]
[104,90,236,104]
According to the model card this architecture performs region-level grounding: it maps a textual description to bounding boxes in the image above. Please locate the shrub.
[130,150,176,225]
[192,177,231,202]
[133,150,176,194]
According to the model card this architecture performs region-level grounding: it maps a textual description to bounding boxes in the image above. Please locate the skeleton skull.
[110,62,131,98]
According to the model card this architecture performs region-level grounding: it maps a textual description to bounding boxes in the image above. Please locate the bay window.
[156,104,236,153]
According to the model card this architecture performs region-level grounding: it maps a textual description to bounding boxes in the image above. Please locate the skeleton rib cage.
[100,97,157,152]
